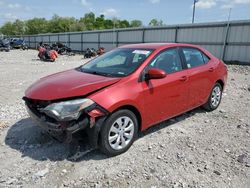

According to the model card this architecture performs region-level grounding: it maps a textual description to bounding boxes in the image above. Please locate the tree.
[12,19,26,35]
[0,12,146,35]
[130,20,143,27]
[47,15,77,33]
[149,19,164,27]
[70,20,86,32]
[95,14,105,30]
[80,12,95,30]
[0,20,25,36]
[0,22,15,35]
[26,18,48,34]
[118,20,130,28]
[104,19,114,29]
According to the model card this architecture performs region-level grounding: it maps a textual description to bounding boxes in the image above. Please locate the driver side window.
[149,48,182,74]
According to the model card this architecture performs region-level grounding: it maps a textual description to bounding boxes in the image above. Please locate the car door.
[140,48,189,129]
[180,47,214,109]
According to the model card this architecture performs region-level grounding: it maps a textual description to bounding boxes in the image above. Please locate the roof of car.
[119,43,198,49]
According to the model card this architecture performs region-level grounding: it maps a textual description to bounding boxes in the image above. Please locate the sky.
[0,0,250,26]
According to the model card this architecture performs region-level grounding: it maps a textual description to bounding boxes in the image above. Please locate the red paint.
[25,43,227,131]
[147,68,166,79]
[25,69,121,100]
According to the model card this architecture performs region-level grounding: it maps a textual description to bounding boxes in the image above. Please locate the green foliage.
[0,12,165,35]
[26,18,48,34]
[0,20,25,35]
[130,20,143,27]
[80,12,95,30]
[149,18,164,27]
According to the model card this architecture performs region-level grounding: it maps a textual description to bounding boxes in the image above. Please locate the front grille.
[23,97,58,123]
[24,98,50,117]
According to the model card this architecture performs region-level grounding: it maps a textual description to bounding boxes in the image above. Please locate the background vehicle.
[24,43,227,156]
[10,38,28,50]
[0,38,10,52]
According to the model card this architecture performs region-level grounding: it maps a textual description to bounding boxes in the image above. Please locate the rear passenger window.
[202,53,210,64]
[182,48,210,68]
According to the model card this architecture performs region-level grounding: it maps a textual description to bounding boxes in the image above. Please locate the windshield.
[80,48,153,77]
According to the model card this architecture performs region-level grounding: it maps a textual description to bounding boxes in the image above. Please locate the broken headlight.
[42,98,94,121]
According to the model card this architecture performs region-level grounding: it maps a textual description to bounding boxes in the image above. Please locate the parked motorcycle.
[38,42,51,50]
[84,48,97,58]
[52,42,74,56]
[38,46,58,62]
[97,47,105,55]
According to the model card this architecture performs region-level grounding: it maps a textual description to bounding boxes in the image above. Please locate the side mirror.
[146,68,166,80]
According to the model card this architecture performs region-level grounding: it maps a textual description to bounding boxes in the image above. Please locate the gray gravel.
[0,50,249,188]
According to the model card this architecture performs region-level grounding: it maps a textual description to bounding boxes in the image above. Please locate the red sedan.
[23,43,228,156]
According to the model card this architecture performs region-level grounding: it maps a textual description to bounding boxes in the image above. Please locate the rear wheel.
[99,109,138,156]
[203,83,222,111]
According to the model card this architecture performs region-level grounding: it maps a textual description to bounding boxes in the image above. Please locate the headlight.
[42,98,94,121]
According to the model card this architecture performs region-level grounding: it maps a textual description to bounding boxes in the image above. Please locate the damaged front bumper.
[26,106,89,133]
[23,97,108,143]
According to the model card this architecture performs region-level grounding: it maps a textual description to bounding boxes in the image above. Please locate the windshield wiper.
[82,69,114,77]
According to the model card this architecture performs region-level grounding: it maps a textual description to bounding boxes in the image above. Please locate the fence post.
[68,33,70,47]
[116,30,119,47]
[142,28,145,43]
[57,34,59,43]
[28,36,30,48]
[48,35,50,45]
[221,23,230,61]
[34,36,37,49]
[98,32,100,48]
[174,26,179,43]
[81,33,83,52]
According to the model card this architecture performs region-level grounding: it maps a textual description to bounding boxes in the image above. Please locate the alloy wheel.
[108,116,135,150]
[211,85,221,108]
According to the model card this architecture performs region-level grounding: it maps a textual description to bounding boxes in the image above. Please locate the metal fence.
[22,20,250,63]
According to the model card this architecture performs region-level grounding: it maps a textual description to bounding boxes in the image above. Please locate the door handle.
[209,67,215,72]
[179,76,188,82]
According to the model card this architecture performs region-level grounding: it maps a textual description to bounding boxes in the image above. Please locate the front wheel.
[203,83,222,111]
[99,109,138,156]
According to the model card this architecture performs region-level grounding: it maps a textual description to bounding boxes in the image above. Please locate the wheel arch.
[113,105,142,132]
[216,79,224,90]
[89,104,142,149]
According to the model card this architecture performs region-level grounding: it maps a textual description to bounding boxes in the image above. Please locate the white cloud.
[149,0,160,4]
[233,0,250,3]
[0,13,17,21]
[81,0,91,7]
[101,8,118,17]
[8,3,21,9]
[80,0,93,11]
[220,0,250,9]
[196,0,217,9]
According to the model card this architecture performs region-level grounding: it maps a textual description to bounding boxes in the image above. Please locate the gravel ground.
[0,50,249,188]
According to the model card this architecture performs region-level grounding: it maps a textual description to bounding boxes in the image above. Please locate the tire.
[99,109,138,156]
[203,82,222,111]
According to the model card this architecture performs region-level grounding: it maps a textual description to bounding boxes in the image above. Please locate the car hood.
[25,69,121,100]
